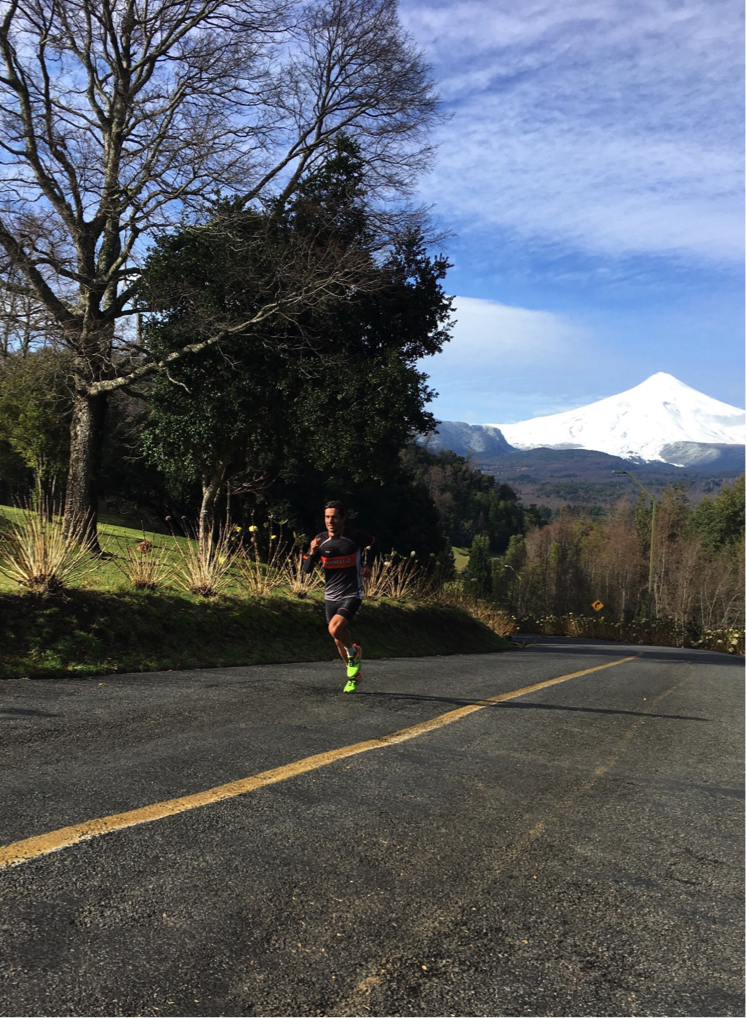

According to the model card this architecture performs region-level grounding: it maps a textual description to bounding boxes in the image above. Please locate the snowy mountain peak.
[636,371,687,388]
[487,374,745,464]
[623,372,730,404]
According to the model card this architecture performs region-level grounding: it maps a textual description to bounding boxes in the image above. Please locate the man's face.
[324,507,345,536]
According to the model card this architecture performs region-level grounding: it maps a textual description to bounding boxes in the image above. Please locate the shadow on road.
[355,690,709,722]
[0,707,61,718]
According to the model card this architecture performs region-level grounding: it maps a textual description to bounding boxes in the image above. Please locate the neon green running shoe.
[344,645,362,691]
[346,643,362,680]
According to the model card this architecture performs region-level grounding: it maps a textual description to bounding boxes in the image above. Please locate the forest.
[467,476,744,643]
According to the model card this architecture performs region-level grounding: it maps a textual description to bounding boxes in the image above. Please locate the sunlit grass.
[452,546,469,573]
[0,507,226,596]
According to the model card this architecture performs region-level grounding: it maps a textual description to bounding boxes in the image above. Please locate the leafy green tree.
[0,351,71,491]
[688,475,745,552]
[489,490,526,554]
[491,533,527,609]
[141,340,293,529]
[265,461,448,559]
[0,437,30,502]
[0,0,442,543]
[97,389,184,525]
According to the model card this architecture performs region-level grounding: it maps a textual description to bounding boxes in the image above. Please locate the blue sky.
[402,0,745,423]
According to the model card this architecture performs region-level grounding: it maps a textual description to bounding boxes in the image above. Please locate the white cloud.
[418,296,591,421]
[443,296,581,358]
[401,0,744,265]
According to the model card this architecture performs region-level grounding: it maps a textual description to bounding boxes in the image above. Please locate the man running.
[302,500,376,692]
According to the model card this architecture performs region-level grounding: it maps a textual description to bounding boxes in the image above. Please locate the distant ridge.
[657,442,745,472]
[420,420,513,459]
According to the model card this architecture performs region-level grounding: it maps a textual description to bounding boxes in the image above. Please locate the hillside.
[475,447,742,511]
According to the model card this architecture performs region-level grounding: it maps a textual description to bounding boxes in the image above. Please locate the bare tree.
[0,0,441,542]
[0,261,57,358]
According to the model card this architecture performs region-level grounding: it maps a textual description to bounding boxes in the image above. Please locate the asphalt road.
[0,638,743,1018]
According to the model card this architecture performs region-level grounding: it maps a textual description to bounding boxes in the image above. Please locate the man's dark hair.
[325,500,346,516]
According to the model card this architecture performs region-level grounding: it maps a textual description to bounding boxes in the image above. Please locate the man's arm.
[301,535,323,575]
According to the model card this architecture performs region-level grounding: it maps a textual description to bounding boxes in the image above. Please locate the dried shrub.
[236,518,288,597]
[363,555,390,599]
[426,577,518,637]
[512,614,744,654]
[283,549,323,598]
[0,499,97,593]
[463,603,518,638]
[172,520,237,598]
[113,532,173,591]
[691,627,745,655]
[365,554,432,602]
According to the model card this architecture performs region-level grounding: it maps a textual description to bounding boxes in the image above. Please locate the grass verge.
[513,613,745,655]
[0,590,512,680]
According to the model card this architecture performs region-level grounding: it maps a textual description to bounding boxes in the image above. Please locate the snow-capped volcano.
[488,373,745,464]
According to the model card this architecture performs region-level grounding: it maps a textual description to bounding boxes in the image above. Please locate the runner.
[302,500,376,692]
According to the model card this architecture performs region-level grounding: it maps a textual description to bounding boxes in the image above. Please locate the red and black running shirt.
[302,528,376,601]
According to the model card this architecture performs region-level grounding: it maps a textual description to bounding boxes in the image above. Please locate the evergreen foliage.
[466,533,492,595]
[688,475,745,552]
[139,141,454,540]
[403,444,548,552]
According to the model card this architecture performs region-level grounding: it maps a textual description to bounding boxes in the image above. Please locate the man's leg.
[328,612,353,662]
[326,601,363,691]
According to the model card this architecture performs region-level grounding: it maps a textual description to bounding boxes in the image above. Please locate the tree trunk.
[65,389,109,552]
[200,456,234,543]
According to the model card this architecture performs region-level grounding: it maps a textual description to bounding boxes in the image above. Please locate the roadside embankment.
[0,591,512,680]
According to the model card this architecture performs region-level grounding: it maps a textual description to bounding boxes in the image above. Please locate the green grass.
[0,510,511,679]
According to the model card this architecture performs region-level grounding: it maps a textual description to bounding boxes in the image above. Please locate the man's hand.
[309,536,322,554]
[361,566,371,578]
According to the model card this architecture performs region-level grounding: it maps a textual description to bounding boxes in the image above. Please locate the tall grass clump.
[0,498,97,593]
[236,518,288,596]
[172,519,238,598]
[113,532,174,591]
[365,553,435,602]
[283,549,324,598]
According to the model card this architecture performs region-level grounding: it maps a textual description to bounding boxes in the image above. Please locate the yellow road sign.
[592,600,604,612]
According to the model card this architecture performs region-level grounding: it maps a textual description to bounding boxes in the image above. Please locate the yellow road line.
[336,668,682,1016]
[0,653,640,870]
